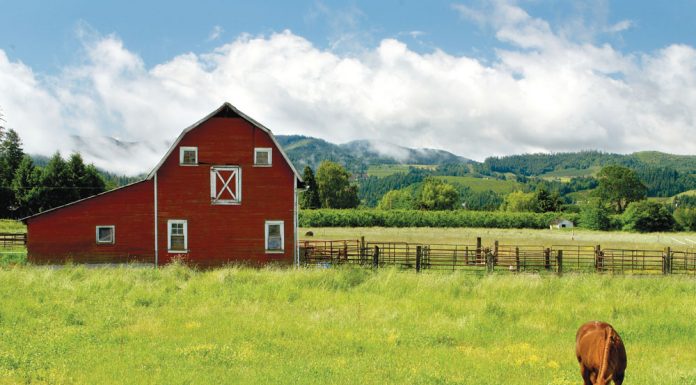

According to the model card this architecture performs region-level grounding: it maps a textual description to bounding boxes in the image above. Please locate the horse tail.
[597,327,614,384]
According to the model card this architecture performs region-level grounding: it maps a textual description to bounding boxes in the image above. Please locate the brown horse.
[575,321,627,385]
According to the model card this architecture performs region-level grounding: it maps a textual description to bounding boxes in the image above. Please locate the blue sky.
[1,0,696,174]
[4,0,696,73]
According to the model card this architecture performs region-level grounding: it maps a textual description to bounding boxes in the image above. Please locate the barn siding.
[27,180,155,264]
[156,117,295,267]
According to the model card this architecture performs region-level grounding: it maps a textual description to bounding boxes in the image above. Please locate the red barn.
[23,103,302,267]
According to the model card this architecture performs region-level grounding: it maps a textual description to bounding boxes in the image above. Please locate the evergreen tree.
[0,128,24,217]
[36,152,73,212]
[299,166,321,209]
[0,129,24,173]
[81,164,106,199]
[66,153,105,200]
[11,155,40,217]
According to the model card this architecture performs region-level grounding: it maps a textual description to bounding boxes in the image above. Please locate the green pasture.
[434,176,521,194]
[540,166,600,180]
[0,220,25,233]
[0,266,694,384]
[366,164,436,178]
[0,220,27,265]
[301,227,696,250]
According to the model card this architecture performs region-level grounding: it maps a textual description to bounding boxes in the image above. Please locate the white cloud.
[1,2,696,175]
[606,20,633,33]
[208,25,224,41]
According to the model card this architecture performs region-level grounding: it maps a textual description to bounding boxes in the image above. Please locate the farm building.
[23,103,302,267]
[549,219,574,229]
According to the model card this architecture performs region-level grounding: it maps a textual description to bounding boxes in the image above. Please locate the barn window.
[96,226,115,244]
[254,148,272,166]
[265,220,284,252]
[179,147,198,165]
[210,166,241,205]
[167,220,188,252]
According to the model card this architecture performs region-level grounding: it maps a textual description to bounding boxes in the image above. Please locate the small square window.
[96,226,115,244]
[254,148,272,166]
[180,147,198,165]
[265,220,284,252]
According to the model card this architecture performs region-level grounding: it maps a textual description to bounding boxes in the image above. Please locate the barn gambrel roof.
[146,102,302,181]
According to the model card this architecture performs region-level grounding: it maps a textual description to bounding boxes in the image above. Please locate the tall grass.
[0,265,694,384]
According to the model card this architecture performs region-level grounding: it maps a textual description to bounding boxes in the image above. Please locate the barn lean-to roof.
[22,103,303,222]
[21,179,150,222]
[145,102,302,181]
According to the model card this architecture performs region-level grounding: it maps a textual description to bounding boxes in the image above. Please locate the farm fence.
[0,233,26,248]
[299,237,696,276]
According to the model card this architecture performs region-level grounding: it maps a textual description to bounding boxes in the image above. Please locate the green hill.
[276,135,470,174]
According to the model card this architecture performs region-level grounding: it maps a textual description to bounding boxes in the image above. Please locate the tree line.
[0,127,106,218]
[300,160,696,233]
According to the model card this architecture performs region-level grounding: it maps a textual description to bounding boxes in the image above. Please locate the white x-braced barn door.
[210,166,242,204]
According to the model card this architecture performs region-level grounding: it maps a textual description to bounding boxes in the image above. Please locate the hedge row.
[299,209,580,229]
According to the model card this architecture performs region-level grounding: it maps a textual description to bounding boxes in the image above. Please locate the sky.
[1,0,696,175]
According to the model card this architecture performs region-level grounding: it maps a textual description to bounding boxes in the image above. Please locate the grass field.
[434,176,521,194]
[301,227,696,250]
[366,164,437,178]
[0,266,694,384]
[540,166,600,180]
[0,220,27,265]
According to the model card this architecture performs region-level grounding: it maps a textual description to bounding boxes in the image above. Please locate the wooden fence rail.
[300,239,696,276]
[0,233,26,248]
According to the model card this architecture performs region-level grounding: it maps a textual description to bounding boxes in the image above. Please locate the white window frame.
[167,219,188,252]
[179,146,198,166]
[210,166,242,205]
[265,220,284,253]
[95,225,115,244]
[254,148,272,167]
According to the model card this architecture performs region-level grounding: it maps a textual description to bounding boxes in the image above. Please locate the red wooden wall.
[155,117,295,267]
[27,180,155,264]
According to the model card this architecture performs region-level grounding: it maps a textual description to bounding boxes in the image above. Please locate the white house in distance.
[550,219,575,229]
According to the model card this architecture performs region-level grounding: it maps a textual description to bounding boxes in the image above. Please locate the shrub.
[621,200,675,232]
[579,201,612,230]
[674,207,696,231]
[299,209,579,229]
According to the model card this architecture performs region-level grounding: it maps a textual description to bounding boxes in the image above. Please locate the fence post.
[544,248,551,271]
[476,237,482,263]
[515,247,520,272]
[416,246,422,273]
[594,244,602,272]
[485,247,494,273]
[556,250,563,277]
[663,247,672,275]
[494,240,499,264]
[373,246,380,269]
[360,236,365,264]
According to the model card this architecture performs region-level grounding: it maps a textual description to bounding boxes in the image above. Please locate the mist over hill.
[276,135,471,174]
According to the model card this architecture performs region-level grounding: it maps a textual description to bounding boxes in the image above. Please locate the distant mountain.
[276,135,471,174]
